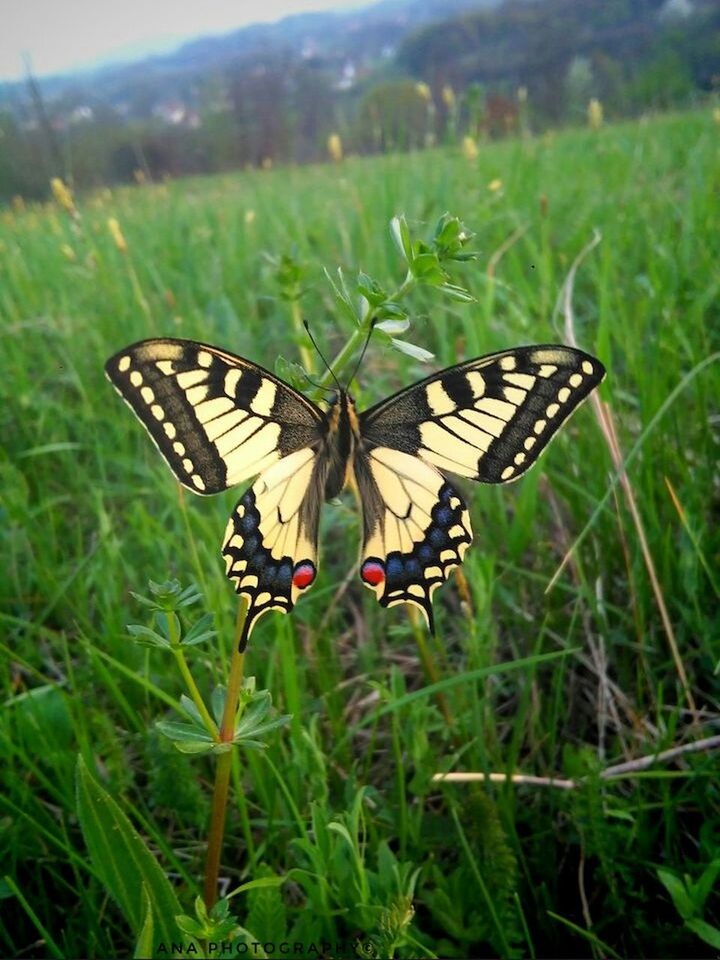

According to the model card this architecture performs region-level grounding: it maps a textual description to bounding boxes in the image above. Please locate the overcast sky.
[0,0,363,81]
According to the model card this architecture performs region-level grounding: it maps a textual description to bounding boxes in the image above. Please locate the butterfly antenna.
[346,319,377,389]
[303,320,341,391]
[303,372,334,394]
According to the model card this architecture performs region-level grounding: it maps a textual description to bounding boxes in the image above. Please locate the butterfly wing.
[223,447,328,650]
[354,446,472,631]
[360,345,605,484]
[106,338,327,647]
[105,338,323,494]
[356,344,604,625]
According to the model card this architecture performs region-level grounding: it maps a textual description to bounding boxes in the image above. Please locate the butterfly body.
[320,391,360,500]
[106,337,604,649]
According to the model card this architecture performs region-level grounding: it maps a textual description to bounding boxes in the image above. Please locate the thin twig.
[432,734,720,789]
[433,771,576,789]
[599,733,720,780]
[578,846,593,941]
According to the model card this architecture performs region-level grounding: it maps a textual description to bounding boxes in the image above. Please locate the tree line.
[1,0,717,202]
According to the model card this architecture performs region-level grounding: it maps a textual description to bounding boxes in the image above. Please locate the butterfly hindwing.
[105,338,323,494]
[354,446,472,631]
[360,345,605,484]
[222,448,327,650]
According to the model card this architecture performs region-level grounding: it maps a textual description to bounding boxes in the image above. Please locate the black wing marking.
[222,448,328,650]
[360,345,605,484]
[354,445,472,631]
[105,338,323,494]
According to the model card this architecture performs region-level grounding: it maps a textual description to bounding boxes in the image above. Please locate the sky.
[0,0,363,81]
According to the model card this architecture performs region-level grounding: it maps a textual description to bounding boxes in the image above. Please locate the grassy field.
[2,109,719,959]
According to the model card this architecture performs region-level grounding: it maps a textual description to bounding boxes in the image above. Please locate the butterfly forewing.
[360,345,605,484]
[105,338,323,494]
[354,446,472,631]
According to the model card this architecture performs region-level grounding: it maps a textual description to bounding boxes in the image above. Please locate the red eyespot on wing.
[361,559,385,586]
[292,561,316,590]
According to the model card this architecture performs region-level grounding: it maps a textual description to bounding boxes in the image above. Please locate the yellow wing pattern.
[222,448,326,650]
[361,345,605,484]
[354,446,472,631]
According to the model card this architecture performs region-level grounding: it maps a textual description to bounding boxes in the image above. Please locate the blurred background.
[1,0,718,201]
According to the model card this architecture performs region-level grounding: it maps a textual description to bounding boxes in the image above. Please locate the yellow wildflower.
[51,177,78,217]
[261,157,273,170]
[327,132,343,163]
[462,136,478,162]
[517,86,528,103]
[245,209,256,225]
[12,195,25,213]
[415,82,432,103]
[588,98,603,130]
[442,84,456,108]
[488,178,503,192]
[60,243,76,262]
[107,217,127,254]
[713,107,720,125]
[134,168,147,185]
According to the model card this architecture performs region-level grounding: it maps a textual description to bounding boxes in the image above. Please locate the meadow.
[1,109,719,958]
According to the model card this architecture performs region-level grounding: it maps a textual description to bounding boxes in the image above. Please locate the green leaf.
[274,356,310,391]
[410,251,447,285]
[134,885,154,960]
[356,271,388,307]
[375,302,408,322]
[227,875,288,900]
[211,685,227,726]
[126,624,170,649]
[390,215,414,265]
[176,914,206,938]
[179,693,205,726]
[323,267,360,326]
[686,918,720,949]
[390,339,434,362]
[182,612,216,647]
[156,720,215,754]
[690,859,720,912]
[75,756,186,952]
[176,584,202,608]
[432,213,478,261]
[437,282,476,303]
[657,868,694,920]
[157,612,180,643]
[246,867,287,943]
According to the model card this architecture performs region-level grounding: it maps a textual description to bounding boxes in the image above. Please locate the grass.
[1,108,719,958]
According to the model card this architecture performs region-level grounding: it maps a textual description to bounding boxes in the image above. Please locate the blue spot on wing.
[435,505,452,525]
[277,562,293,588]
[240,512,257,533]
[429,527,446,548]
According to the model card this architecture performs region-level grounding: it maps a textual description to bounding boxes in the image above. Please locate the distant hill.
[0,0,498,112]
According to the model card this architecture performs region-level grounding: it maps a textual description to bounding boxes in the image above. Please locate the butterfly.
[105,337,605,650]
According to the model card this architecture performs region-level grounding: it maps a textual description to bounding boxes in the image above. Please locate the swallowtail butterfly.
[106,338,604,649]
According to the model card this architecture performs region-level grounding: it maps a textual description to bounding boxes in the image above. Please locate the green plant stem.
[168,614,218,738]
[314,271,416,394]
[203,599,248,911]
[290,298,315,373]
[407,606,454,729]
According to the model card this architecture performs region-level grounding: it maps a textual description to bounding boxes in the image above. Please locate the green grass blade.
[75,755,185,952]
